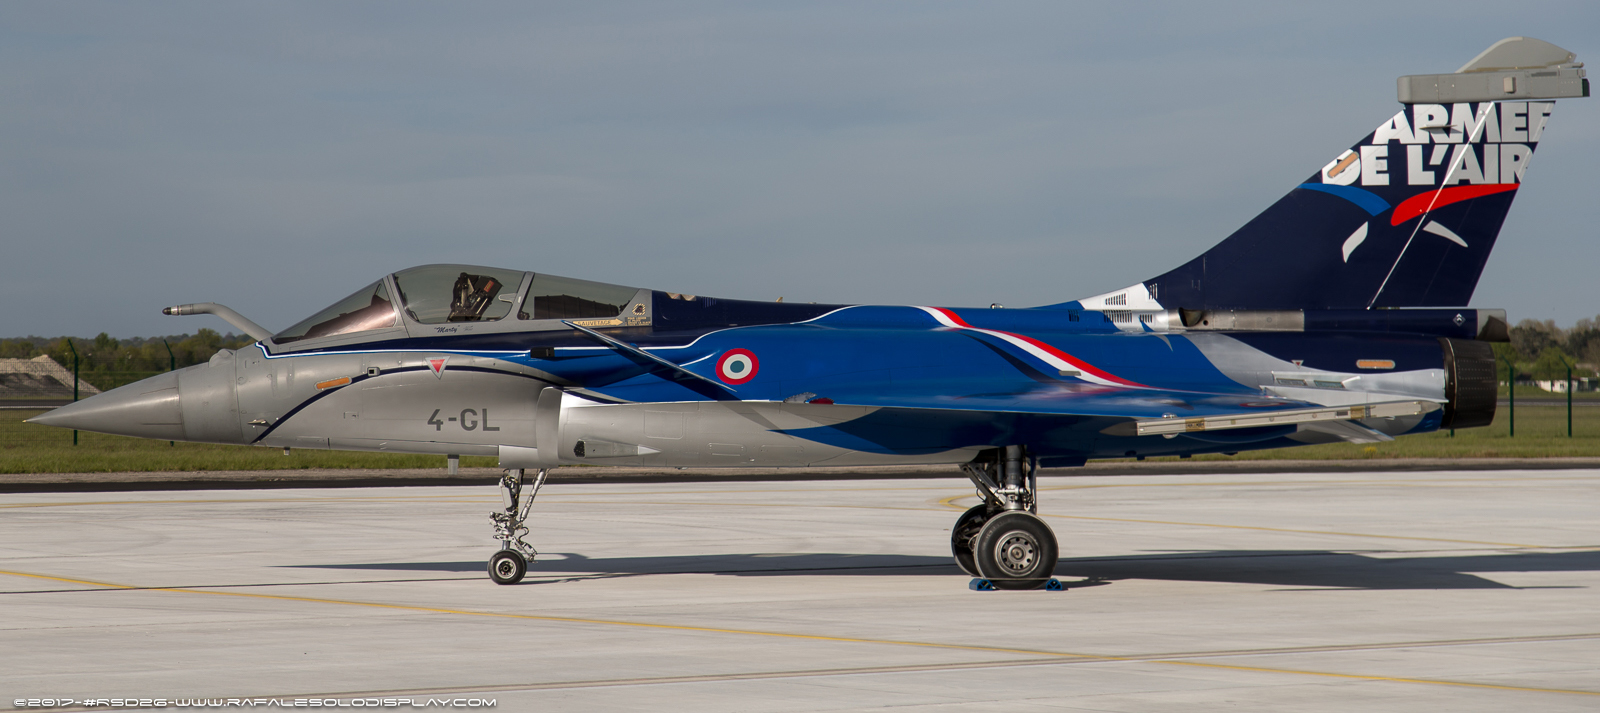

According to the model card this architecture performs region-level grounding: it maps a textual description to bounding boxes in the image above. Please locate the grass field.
[0,409,498,474]
[6,403,1600,474]
[1180,402,1600,460]
[1498,385,1600,399]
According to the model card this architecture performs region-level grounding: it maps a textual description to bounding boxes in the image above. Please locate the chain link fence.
[1,330,253,448]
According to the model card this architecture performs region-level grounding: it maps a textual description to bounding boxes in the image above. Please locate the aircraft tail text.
[1070,37,1588,315]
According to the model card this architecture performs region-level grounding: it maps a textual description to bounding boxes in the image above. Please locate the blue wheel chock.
[969,578,1066,591]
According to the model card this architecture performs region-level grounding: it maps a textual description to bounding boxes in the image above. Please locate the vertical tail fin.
[1080,38,1588,313]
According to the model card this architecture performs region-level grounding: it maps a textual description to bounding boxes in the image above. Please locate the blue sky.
[3,2,1596,337]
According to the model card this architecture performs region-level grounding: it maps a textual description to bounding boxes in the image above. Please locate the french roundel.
[716,349,759,385]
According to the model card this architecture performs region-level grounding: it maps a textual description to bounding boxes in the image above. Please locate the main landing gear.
[488,468,548,584]
[954,446,1059,590]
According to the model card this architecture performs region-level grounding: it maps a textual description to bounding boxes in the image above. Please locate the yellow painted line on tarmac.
[3,567,1596,698]
[15,490,1564,552]
[936,494,1545,548]
[570,495,1600,551]
[544,475,1600,496]
[561,474,1600,502]
[1153,659,1600,696]
[0,486,955,510]
[545,500,952,515]
[1037,475,1600,491]
[0,494,503,510]
[0,495,946,513]
[0,485,1576,551]
[0,568,1082,659]
[1048,514,1540,548]
[4,472,1595,510]
[0,570,139,589]
[0,484,1576,551]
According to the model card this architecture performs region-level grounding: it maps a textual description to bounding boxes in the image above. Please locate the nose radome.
[27,371,185,440]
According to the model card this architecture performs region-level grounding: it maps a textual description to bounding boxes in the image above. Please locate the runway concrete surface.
[2,470,1597,711]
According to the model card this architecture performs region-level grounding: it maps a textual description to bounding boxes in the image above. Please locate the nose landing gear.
[488,468,547,585]
[956,446,1059,590]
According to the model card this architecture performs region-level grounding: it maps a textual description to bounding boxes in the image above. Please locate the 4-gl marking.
[426,408,502,432]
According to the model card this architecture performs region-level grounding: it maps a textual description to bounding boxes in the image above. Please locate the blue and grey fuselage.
[26,36,1588,587]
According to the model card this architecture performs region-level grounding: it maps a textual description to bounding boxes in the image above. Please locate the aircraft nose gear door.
[956,446,1059,590]
[488,468,548,584]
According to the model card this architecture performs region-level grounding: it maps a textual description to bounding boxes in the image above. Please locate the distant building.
[1534,377,1596,393]
[0,356,102,399]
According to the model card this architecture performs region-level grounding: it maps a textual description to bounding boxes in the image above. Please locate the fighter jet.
[31,38,1591,588]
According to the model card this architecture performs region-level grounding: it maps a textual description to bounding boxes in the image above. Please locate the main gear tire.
[972,511,1058,590]
[950,505,990,576]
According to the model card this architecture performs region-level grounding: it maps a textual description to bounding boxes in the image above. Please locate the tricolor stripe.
[918,307,1148,388]
[1390,184,1518,226]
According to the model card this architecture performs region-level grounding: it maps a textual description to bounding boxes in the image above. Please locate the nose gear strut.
[488,467,548,584]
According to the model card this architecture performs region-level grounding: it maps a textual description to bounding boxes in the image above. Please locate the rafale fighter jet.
[32,38,1591,588]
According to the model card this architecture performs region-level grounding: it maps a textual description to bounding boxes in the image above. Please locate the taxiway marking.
[937,494,1550,548]
[2,568,1596,698]
[1,485,1577,550]
[99,636,1600,702]
[3,471,1595,510]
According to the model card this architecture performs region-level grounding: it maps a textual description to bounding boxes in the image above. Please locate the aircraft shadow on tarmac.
[288,549,1600,590]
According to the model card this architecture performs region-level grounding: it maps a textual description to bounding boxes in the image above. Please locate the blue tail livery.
[1073,36,1588,313]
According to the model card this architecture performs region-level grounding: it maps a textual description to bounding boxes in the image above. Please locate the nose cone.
[27,371,186,440]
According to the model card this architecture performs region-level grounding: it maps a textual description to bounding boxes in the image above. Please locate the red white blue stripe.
[917,307,1148,388]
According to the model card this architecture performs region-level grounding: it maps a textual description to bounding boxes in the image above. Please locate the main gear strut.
[954,446,1058,589]
[960,445,1036,513]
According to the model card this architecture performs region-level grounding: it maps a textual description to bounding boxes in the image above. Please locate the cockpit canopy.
[271,264,643,345]
[272,280,398,343]
[394,265,526,324]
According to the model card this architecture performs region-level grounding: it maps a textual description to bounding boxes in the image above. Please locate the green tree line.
[1,330,256,391]
[1493,317,1600,382]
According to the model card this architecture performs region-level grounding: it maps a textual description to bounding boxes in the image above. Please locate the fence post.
[1504,355,1515,438]
[1568,363,1574,438]
[65,339,79,446]
[164,339,176,447]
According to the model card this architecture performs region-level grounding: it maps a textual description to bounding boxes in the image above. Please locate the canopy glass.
[273,280,397,344]
[393,265,528,325]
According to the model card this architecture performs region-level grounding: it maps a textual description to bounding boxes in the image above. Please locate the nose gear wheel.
[488,550,526,585]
